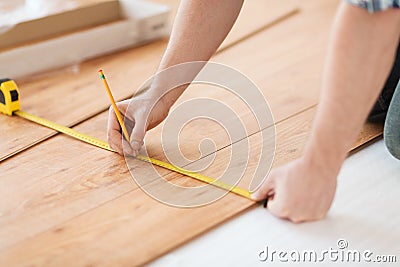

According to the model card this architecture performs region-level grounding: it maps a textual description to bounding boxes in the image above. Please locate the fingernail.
[251,192,259,200]
[131,141,142,151]
[124,145,133,156]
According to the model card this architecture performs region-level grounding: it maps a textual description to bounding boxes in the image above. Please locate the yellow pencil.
[98,70,131,143]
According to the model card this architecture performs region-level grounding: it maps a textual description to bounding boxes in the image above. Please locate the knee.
[385,137,400,160]
[384,81,400,160]
[384,121,400,160]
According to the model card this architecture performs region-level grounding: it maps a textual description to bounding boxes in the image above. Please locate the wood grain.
[0,108,316,267]
[0,0,339,240]
[0,0,301,255]
[0,0,298,162]
[0,0,386,266]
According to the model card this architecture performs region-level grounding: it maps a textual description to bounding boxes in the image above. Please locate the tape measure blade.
[137,155,252,199]
[14,110,252,200]
[14,110,114,152]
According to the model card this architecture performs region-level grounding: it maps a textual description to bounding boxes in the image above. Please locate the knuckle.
[107,134,116,144]
[280,212,290,219]
[131,140,144,150]
[116,101,125,109]
[107,137,114,146]
[290,216,305,224]
[108,142,116,151]
[108,106,115,116]
[277,206,290,218]
[290,212,326,224]
[316,212,327,221]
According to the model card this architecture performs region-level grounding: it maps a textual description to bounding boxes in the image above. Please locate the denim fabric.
[345,0,400,12]
[384,81,400,160]
[368,42,400,123]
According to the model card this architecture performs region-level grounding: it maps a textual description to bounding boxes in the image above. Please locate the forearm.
[304,3,400,174]
[152,0,243,106]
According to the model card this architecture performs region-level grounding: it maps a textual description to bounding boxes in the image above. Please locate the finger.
[108,101,131,133]
[267,197,290,220]
[108,106,124,154]
[129,113,147,153]
[122,138,135,157]
[109,134,123,155]
[251,174,275,201]
[108,127,123,155]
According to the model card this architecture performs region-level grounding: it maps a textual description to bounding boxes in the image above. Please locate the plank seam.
[0,8,300,162]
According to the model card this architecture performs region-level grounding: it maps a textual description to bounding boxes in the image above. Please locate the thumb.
[251,174,275,201]
[129,113,147,155]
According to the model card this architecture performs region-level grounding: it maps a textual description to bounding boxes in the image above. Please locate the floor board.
[0,108,316,267]
[0,0,298,162]
[150,141,400,267]
[0,0,387,266]
[0,0,335,250]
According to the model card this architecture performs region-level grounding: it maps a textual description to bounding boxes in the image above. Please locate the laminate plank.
[354,122,384,148]
[0,0,339,254]
[153,0,300,51]
[0,1,298,162]
[219,1,300,51]
[151,140,400,267]
[0,0,341,249]
[0,104,376,265]
[142,0,339,161]
[0,82,311,251]
[0,0,384,265]
[0,108,316,267]
[0,40,166,161]
[0,112,143,250]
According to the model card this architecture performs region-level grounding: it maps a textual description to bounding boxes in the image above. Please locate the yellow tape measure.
[0,79,252,200]
[14,110,252,199]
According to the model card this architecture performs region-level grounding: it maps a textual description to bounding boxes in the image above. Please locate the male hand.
[107,93,170,156]
[252,158,337,223]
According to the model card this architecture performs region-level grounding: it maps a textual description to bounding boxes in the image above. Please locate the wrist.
[301,144,344,180]
[139,86,174,117]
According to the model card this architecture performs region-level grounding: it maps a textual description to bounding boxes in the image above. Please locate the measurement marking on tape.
[14,110,252,200]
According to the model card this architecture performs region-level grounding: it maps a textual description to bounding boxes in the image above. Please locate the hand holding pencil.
[100,70,170,156]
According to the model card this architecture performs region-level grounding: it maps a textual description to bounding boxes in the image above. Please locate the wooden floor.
[0,1,384,266]
[150,141,400,267]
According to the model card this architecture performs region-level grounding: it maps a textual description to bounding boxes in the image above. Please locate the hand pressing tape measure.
[0,76,253,200]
